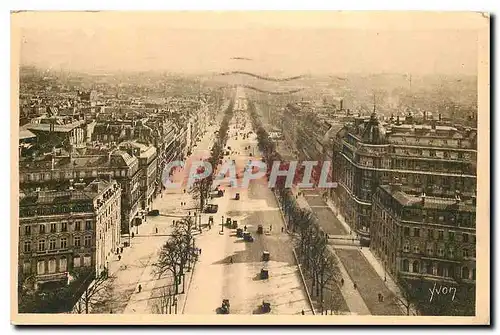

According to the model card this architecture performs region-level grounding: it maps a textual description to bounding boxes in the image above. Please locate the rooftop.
[19,179,117,207]
[379,185,476,212]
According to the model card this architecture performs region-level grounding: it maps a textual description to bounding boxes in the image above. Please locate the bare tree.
[151,286,173,314]
[316,251,341,308]
[393,275,420,316]
[153,237,184,295]
[189,170,213,211]
[78,270,115,314]
[172,217,199,273]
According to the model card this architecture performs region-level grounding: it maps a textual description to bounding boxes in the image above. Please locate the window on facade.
[449,248,455,259]
[60,238,67,249]
[24,226,31,236]
[49,239,56,250]
[428,229,433,240]
[463,249,469,258]
[23,240,31,253]
[85,220,92,231]
[461,267,469,279]
[38,240,46,251]
[59,257,67,272]
[75,221,81,231]
[83,255,92,267]
[413,245,420,254]
[39,225,46,234]
[61,222,68,232]
[84,235,92,247]
[412,261,420,273]
[48,259,56,273]
[426,262,433,274]
[437,264,444,276]
[23,261,31,274]
[437,247,444,257]
[463,233,469,243]
[402,259,409,272]
[426,245,434,256]
[37,260,45,275]
[74,236,81,247]
[404,227,410,237]
[414,228,420,237]
[73,256,81,268]
[50,223,57,233]
[448,231,455,241]
[403,242,410,253]
[438,230,444,240]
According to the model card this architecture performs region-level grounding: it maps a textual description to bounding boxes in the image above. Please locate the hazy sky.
[13,11,486,75]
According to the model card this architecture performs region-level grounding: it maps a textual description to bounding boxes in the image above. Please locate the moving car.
[243,232,254,242]
[236,228,243,237]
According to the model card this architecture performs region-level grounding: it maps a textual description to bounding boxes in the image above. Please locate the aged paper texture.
[11,11,490,325]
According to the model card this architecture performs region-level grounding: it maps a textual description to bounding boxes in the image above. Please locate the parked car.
[147,209,160,216]
[204,204,219,213]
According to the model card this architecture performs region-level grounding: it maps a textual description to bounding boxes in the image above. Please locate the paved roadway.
[183,93,311,315]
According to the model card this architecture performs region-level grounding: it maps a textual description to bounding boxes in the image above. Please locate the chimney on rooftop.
[340,99,344,111]
[423,111,427,121]
[439,113,442,122]
[396,115,400,125]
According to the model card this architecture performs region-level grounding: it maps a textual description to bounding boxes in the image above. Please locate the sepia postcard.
[10,11,490,325]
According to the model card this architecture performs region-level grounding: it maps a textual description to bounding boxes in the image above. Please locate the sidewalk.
[88,121,221,314]
[324,197,416,315]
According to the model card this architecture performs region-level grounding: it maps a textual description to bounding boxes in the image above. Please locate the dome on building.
[361,112,387,144]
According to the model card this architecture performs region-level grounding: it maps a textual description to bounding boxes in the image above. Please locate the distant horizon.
[19,64,478,79]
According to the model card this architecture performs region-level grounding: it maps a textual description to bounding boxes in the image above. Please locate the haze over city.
[16,11,481,76]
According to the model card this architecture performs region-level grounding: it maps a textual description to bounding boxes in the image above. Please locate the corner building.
[332,112,477,245]
[18,179,121,290]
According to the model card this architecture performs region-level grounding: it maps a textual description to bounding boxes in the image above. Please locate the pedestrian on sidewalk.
[120,247,123,253]
[118,255,121,261]
[138,284,142,293]
[353,283,357,290]
[301,310,305,315]
[155,227,158,234]
[281,227,284,233]
[116,247,120,254]
[340,278,344,286]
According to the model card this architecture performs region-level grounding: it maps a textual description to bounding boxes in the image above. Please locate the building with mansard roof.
[18,179,121,291]
[332,112,477,245]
